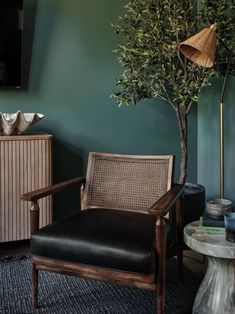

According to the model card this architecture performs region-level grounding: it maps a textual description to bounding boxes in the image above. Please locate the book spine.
[202,220,225,228]
[199,226,225,233]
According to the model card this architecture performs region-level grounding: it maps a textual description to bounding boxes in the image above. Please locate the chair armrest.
[148,183,184,217]
[20,176,86,202]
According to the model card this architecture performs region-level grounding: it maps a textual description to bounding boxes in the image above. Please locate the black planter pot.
[184,182,205,227]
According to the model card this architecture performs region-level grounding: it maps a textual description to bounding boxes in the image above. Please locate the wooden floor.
[183,249,205,275]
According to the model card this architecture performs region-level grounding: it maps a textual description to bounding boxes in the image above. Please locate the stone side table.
[184,221,235,314]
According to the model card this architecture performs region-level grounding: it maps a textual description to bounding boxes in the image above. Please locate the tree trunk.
[176,110,188,185]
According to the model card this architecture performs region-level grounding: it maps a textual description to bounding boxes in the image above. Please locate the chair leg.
[157,280,165,314]
[156,216,166,314]
[32,262,38,309]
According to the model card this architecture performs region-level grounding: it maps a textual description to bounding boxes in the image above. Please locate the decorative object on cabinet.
[20,152,184,314]
[0,111,44,135]
[0,134,52,243]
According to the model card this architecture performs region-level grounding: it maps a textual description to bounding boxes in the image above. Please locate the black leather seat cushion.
[32,208,173,274]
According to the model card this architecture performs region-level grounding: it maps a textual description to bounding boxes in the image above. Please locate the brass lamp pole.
[179,24,232,199]
[218,41,232,198]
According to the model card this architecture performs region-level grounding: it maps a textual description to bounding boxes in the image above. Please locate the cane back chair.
[21,152,184,314]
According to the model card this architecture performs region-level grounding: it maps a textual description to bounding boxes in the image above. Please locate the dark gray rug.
[0,256,201,314]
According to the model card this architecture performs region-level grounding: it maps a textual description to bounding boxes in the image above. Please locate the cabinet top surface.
[184,221,235,259]
[0,133,53,141]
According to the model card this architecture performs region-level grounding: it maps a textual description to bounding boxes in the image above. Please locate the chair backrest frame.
[81,152,174,213]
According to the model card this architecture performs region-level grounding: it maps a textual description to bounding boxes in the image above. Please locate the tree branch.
[185,100,193,115]
[160,83,177,111]
[177,48,185,70]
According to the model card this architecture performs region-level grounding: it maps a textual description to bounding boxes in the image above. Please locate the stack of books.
[199,211,225,233]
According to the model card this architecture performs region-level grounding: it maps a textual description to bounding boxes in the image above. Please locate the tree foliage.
[112,0,235,183]
[112,0,235,111]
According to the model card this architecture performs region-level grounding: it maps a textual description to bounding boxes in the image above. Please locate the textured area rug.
[0,256,201,314]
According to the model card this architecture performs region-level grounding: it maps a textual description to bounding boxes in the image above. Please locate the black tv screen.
[0,0,23,87]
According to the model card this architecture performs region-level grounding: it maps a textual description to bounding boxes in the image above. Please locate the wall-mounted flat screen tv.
[0,0,23,88]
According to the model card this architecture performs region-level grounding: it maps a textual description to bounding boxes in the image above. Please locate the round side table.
[184,221,235,314]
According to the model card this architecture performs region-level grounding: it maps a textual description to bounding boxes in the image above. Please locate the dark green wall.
[0,0,197,218]
[198,76,235,204]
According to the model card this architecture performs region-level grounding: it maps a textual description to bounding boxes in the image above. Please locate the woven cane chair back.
[81,152,173,213]
[82,152,173,212]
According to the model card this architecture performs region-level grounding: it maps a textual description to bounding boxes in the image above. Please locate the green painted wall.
[0,0,197,218]
[198,76,235,204]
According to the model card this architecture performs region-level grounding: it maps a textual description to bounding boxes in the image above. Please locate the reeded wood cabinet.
[0,134,52,242]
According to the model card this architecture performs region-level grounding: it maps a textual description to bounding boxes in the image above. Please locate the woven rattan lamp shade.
[179,24,217,68]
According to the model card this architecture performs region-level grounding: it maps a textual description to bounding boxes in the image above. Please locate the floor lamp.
[179,24,232,201]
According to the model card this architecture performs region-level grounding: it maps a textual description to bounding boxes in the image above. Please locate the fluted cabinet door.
[0,134,53,242]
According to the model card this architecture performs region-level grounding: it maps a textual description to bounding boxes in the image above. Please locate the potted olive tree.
[112,0,235,224]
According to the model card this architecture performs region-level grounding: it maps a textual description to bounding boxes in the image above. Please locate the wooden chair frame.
[21,153,184,314]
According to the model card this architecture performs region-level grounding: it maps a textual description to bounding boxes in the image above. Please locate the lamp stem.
[217,38,232,198]
[219,45,233,104]
[220,101,224,198]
